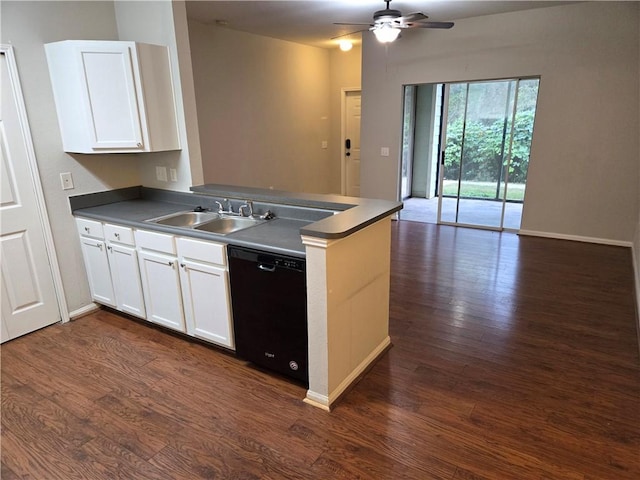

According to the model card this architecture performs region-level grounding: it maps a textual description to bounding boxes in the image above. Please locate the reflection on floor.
[400,197,523,230]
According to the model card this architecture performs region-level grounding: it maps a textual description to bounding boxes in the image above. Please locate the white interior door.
[344,91,361,197]
[1,50,60,342]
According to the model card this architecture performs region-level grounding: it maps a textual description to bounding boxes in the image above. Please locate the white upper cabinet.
[45,40,180,154]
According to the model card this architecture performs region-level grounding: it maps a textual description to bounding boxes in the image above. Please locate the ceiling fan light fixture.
[339,40,353,51]
[372,23,401,43]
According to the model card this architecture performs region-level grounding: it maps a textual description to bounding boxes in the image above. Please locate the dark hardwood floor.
[2,221,639,479]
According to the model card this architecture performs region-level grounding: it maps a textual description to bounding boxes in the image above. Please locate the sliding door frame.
[436,76,535,232]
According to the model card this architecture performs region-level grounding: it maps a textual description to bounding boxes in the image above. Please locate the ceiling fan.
[334,0,454,44]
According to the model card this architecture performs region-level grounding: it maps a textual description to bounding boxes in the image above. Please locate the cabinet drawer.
[176,237,226,266]
[104,224,135,246]
[135,229,175,254]
[76,218,104,239]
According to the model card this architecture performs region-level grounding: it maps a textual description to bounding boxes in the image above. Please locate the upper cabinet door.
[79,43,144,150]
[45,40,180,154]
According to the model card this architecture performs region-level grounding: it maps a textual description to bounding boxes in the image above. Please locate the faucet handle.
[239,200,254,218]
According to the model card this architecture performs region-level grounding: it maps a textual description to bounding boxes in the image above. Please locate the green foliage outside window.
[444,80,538,187]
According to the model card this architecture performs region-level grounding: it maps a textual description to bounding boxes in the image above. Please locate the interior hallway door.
[344,91,361,197]
[1,48,61,342]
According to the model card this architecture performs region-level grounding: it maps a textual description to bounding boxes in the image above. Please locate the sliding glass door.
[438,78,539,230]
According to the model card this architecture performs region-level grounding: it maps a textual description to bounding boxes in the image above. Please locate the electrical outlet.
[60,172,74,190]
[169,168,178,182]
[321,140,328,149]
[156,166,168,182]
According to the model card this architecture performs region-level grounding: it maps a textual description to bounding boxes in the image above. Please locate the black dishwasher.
[227,246,308,385]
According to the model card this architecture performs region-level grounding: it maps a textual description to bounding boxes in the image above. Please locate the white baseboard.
[69,303,100,320]
[518,229,633,248]
[303,392,331,411]
[305,335,391,411]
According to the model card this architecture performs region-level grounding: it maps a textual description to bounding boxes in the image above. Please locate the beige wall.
[188,21,332,193]
[635,9,640,329]
[114,0,203,192]
[1,1,138,312]
[361,2,639,243]
[1,0,199,312]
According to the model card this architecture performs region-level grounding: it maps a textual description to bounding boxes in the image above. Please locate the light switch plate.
[380,147,390,157]
[169,168,178,182]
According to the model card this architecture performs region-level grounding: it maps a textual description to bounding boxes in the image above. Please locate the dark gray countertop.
[70,185,402,257]
[192,184,403,239]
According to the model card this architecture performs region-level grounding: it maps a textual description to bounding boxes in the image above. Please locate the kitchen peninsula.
[71,184,402,410]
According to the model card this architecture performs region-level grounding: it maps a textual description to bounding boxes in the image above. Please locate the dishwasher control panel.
[273,257,305,271]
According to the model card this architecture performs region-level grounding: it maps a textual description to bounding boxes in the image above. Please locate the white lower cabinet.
[137,250,184,332]
[177,237,234,349]
[107,243,146,318]
[135,229,185,333]
[76,218,234,349]
[76,219,146,318]
[104,223,145,318]
[78,235,116,307]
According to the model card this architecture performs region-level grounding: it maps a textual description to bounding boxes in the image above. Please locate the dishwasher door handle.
[258,263,276,272]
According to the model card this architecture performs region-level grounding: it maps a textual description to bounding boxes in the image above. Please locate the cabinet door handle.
[180,263,186,268]
[114,233,120,239]
[107,246,112,252]
[97,243,103,251]
[84,227,90,233]
[168,261,174,268]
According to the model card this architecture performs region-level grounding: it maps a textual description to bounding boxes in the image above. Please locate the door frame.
[2,44,68,322]
[340,87,361,196]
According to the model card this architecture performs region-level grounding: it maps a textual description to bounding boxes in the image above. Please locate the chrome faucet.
[239,200,254,218]
[217,198,237,215]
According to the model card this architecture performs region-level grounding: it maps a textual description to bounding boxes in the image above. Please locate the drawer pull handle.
[114,233,120,239]
[84,227,90,233]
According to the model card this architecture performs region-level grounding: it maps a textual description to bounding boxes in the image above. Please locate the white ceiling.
[185,1,571,48]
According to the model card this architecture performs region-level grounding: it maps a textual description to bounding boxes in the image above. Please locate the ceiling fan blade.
[399,12,428,24]
[331,29,368,40]
[413,21,455,29]
[333,22,372,26]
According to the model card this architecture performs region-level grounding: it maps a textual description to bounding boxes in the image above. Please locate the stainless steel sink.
[194,216,265,235]
[147,211,220,227]
[146,210,265,235]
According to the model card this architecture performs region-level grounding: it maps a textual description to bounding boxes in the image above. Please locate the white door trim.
[1,44,68,322]
[340,87,361,196]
